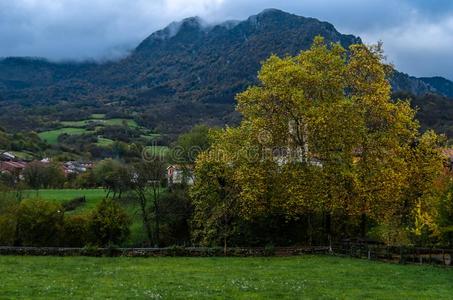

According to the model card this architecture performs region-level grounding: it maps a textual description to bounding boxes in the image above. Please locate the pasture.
[22,189,108,212]
[0,256,452,299]
[38,128,88,145]
[38,115,143,146]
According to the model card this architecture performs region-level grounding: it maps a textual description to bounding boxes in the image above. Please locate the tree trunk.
[138,192,153,246]
[360,213,367,238]
[325,212,332,252]
[153,185,160,247]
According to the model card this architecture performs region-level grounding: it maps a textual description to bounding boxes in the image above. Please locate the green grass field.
[60,118,138,129]
[10,150,35,160]
[40,117,140,145]
[38,128,88,145]
[22,189,108,212]
[0,256,451,299]
[90,114,106,119]
[101,118,138,128]
[96,137,115,146]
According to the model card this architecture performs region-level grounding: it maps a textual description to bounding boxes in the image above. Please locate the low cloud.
[0,0,452,79]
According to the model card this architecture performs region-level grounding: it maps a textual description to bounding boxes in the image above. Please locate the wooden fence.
[333,243,452,266]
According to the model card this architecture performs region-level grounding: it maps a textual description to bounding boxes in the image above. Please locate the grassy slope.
[60,118,138,128]
[38,128,87,145]
[0,256,452,299]
[96,137,115,146]
[40,116,140,145]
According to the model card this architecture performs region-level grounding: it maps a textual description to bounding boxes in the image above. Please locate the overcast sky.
[1,0,452,80]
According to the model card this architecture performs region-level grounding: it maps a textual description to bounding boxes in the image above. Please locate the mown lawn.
[0,256,451,299]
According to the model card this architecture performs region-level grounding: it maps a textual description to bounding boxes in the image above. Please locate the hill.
[0,9,452,135]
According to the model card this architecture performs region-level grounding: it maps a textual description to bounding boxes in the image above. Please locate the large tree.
[191,37,445,246]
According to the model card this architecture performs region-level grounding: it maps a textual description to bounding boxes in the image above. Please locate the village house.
[0,151,26,174]
[62,161,93,176]
[0,151,16,161]
[0,160,28,174]
[167,164,194,186]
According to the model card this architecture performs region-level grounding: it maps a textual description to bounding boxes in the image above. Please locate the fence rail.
[333,243,453,266]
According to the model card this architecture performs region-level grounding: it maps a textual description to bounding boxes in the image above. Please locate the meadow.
[0,255,452,299]
[38,127,88,145]
[22,189,108,212]
[37,115,142,145]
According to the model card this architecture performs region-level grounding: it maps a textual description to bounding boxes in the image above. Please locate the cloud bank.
[0,0,452,79]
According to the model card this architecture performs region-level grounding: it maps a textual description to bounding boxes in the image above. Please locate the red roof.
[0,161,27,172]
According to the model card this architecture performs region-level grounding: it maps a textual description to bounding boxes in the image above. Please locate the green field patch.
[60,120,91,128]
[140,133,161,141]
[60,118,138,129]
[22,189,108,213]
[10,151,35,160]
[43,118,141,145]
[90,114,106,119]
[96,137,115,147]
[100,118,139,128]
[0,256,452,299]
[38,128,88,144]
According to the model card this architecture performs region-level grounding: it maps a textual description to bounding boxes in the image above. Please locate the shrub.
[0,214,17,246]
[167,245,187,256]
[89,198,131,247]
[16,199,64,247]
[81,244,102,256]
[0,194,18,246]
[62,214,90,247]
[264,244,276,256]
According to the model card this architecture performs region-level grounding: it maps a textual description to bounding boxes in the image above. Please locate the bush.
[0,194,18,246]
[264,244,276,256]
[62,214,90,247]
[0,214,17,246]
[89,198,131,247]
[167,245,187,256]
[16,199,64,247]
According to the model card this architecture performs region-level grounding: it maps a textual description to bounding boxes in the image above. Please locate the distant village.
[1,150,193,185]
[0,151,93,176]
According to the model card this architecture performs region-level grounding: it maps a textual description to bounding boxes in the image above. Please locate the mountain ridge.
[0,9,452,134]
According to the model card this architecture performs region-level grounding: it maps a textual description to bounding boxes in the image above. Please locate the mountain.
[0,9,452,134]
[419,76,453,98]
